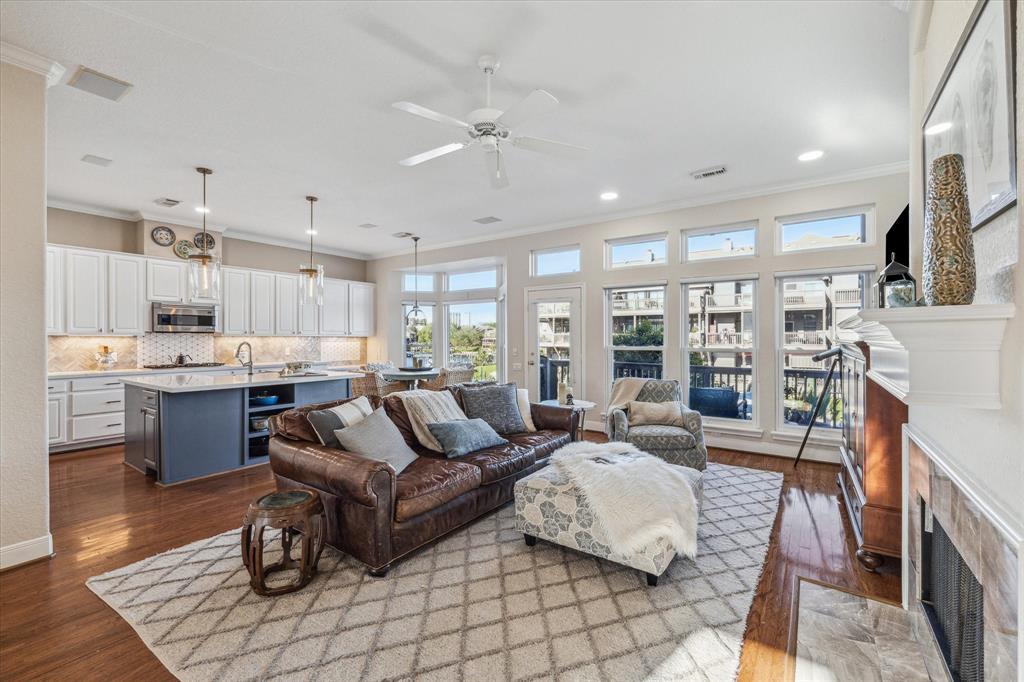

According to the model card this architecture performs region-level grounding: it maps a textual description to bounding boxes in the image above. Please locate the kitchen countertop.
[120,370,362,393]
[48,361,360,380]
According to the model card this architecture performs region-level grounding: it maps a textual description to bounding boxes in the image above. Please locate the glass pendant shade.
[188,252,221,300]
[299,264,325,306]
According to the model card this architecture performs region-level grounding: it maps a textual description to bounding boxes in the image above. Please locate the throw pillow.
[427,419,508,458]
[516,388,537,432]
[333,407,419,474]
[627,400,685,428]
[460,383,528,434]
[306,395,374,448]
[397,390,468,452]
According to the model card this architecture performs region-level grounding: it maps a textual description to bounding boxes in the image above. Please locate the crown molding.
[0,42,65,87]
[221,228,371,261]
[47,198,138,221]
[370,161,911,259]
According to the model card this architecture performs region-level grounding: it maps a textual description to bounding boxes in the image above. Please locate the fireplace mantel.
[839,304,1015,410]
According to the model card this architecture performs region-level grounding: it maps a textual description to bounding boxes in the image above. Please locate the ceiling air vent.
[154,198,181,207]
[473,216,502,225]
[358,223,378,229]
[67,67,133,102]
[80,154,112,167]
[691,166,727,180]
[392,231,414,239]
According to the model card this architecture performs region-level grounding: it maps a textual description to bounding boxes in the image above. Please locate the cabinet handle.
[104,382,120,386]
[105,400,122,404]
[106,423,122,427]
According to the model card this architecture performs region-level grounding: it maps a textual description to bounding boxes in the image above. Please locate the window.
[778,207,869,253]
[532,245,581,276]
[684,280,755,422]
[777,271,867,431]
[683,223,757,262]
[606,234,667,269]
[447,268,497,291]
[402,273,434,292]
[446,301,498,381]
[402,303,434,366]
[607,286,665,382]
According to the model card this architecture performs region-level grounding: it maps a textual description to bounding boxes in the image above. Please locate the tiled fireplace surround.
[906,430,1020,681]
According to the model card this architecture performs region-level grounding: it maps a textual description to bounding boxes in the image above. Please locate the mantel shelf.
[839,304,1015,410]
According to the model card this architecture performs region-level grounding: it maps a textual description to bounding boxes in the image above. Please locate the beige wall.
[0,62,51,566]
[221,237,366,281]
[367,172,908,463]
[47,208,137,253]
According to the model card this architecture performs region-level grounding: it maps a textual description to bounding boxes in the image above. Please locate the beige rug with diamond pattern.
[87,462,782,681]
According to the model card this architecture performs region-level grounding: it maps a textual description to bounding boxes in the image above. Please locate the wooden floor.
[0,441,899,681]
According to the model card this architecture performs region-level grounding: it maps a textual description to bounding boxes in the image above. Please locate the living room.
[1,2,1020,681]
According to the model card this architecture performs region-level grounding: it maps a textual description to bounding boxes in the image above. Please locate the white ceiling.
[1,1,909,259]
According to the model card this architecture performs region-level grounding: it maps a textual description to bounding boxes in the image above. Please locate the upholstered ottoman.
[513,464,703,586]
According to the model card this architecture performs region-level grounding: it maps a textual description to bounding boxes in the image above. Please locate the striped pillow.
[397,390,468,452]
[306,396,374,448]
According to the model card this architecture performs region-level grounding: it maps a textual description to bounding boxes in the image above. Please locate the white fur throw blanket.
[551,442,699,558]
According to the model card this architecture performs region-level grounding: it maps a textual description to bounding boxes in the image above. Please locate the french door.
[526,287,583,402]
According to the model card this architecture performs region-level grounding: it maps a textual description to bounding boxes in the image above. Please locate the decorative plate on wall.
[151,225,176,246]
[173,239,196,259]
[193,232,216,251]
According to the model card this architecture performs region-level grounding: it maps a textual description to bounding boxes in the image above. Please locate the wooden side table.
[540,399,597,441]
[241,489,326,597]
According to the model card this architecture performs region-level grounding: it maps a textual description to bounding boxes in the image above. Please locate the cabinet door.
[146,259,186,303]
[250,271,275,336]
[222,268,250,335]
[48,395,66,444]
[274,274,299,336]
[321,279,350,335]
[108,255,146,335]
[142,406,160,472]
[46,246,64,335]
[65,250,107,335]
[299,301,319,336]
[348,282,375,337]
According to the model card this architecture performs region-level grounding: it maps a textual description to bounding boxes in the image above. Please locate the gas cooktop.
[142,362,226,370]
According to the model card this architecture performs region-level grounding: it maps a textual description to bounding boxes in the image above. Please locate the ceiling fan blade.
[512,136,589,159]
[485,149,510,189]
[392,101,470,129]
[398,142,467,167]
[497,89,559,129]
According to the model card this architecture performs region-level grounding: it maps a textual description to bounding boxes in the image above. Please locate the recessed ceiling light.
[473,216,502,225]
[154,197,180,207]
[392,231,414,239]
[600,191,619,201]
[81,154,112,167]
[195,206,210,214]
[67,66,133,102]
[798,150,824,162]
[924,121,953,136]
[358,223,378,229]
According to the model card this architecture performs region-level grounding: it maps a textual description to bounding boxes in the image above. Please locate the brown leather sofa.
[268,390,578,576]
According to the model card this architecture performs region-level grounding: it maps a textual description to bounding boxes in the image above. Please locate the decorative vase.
[923,154,975,306]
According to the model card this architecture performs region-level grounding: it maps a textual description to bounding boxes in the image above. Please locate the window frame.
[604,232,669,271]
[531,244,582,278]
[401,272,435,293]
[774,205,874,256]
[445,267,499,293]
[681,221,758,263]
[604,284,667,394]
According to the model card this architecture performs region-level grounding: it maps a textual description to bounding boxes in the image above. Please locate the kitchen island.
[121,370,360,484]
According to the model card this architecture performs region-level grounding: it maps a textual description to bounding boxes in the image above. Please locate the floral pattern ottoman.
[513,464,703,586]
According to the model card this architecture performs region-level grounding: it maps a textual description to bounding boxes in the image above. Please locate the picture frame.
[922,0,1017,231]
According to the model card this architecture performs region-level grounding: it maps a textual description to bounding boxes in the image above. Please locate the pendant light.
[298,195,325,305]
[404,236,425,324]
[188,167,221,300]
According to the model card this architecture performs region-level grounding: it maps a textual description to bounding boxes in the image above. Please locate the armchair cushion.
[626,400,685,428]
[627,424,697,452]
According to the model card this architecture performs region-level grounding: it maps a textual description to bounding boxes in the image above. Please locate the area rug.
[87,462,783,681]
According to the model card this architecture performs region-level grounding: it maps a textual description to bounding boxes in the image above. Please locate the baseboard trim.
[0,534,53,570]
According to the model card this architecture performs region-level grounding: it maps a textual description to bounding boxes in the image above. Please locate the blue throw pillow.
[427,419,508,459]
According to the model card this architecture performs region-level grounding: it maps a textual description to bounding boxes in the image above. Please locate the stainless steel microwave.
[151,302,218,333]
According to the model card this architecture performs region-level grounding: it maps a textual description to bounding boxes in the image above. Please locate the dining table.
[380,368,440,390]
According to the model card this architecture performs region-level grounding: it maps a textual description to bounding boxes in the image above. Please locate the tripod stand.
[793,346,842,468]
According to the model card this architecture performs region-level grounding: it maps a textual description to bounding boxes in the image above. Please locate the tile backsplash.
[138,333,216,366]
[48,336,139,372]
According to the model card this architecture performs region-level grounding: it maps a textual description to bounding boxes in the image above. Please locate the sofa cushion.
[271,395,381,443]
[459,383,527,435]
[428,419,508,459]
[382,394,419,448]
[627,424,697,451]
[395,457,482,522]
[398,390,468,452]
[506,430,571,461]
[453,442,535,484]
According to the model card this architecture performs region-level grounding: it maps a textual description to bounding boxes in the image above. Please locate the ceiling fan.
[393,55,589,189]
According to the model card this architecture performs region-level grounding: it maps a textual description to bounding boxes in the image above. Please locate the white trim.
[775,204,875,256]
[681,220,758,263]
[602,280,669,290]
[679,272,760,285]
[702,421,764,438]
[0,534,53,570]
[530,244,582,278]
[770,428,842,446]
[773,263,877,279]
[523,284,587,402]
[605,232,670,271]
[222,228,370,260]
[0,42,64,86]
[47,198,139,221]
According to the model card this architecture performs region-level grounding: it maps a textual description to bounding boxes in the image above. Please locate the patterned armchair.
[607,379,707,471]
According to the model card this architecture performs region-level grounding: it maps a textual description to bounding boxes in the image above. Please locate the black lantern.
[876,253,917,308]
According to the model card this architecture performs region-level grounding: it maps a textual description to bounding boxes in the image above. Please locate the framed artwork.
[923,0,1016,231]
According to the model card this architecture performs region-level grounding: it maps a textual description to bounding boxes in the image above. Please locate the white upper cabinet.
[221,268,250,336]
[299,301,319,336]
[46,246,64,335]
[65,250,107,335]
[321,279,350,335]
[250,271,275,336]
[108,255,146,335]
[349,282,375,337]
[146,260,187,303]
[274,274,299,336]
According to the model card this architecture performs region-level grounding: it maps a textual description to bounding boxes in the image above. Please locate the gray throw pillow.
[333,408,418,474]
[306,396,373,448]
[427,419,508,459]
[459,383,527,434]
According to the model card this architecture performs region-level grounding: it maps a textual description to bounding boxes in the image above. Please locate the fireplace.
[920,504,985,681]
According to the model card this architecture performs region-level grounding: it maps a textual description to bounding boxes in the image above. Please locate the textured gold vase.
[923,153,975,306]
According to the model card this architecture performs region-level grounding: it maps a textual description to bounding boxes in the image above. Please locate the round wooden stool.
[241,489,326,597]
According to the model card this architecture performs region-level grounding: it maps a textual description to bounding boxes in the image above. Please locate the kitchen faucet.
[234,342,253,375]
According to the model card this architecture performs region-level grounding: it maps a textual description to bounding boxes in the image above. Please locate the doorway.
[526,287,583,402]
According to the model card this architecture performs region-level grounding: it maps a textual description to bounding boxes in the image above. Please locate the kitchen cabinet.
[299,302,319,336]
[146,259,186,303]
[321,279,350,335]
[48,395,66,444]
[108,255,146,335]
[46,246,64,335]
[274,274,299,336]
[65,249,106,334]
[349,282,375,337]
[221,268,251,335]
[250,271,275,336]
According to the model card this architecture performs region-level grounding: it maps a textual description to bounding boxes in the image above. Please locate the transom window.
[402,273,434,292]
[606,234,667,269]
[532,245,581,277]
[683,223,757,262]
[777,207,870,253]
[606,285,665,384]
[447,268,497,291]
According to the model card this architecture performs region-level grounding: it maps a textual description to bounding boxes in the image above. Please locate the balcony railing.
[612,298,664,313]
[783,330,827,346]
[538,332,570,346]
[687,293,754,310]
[689,330,754,346]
